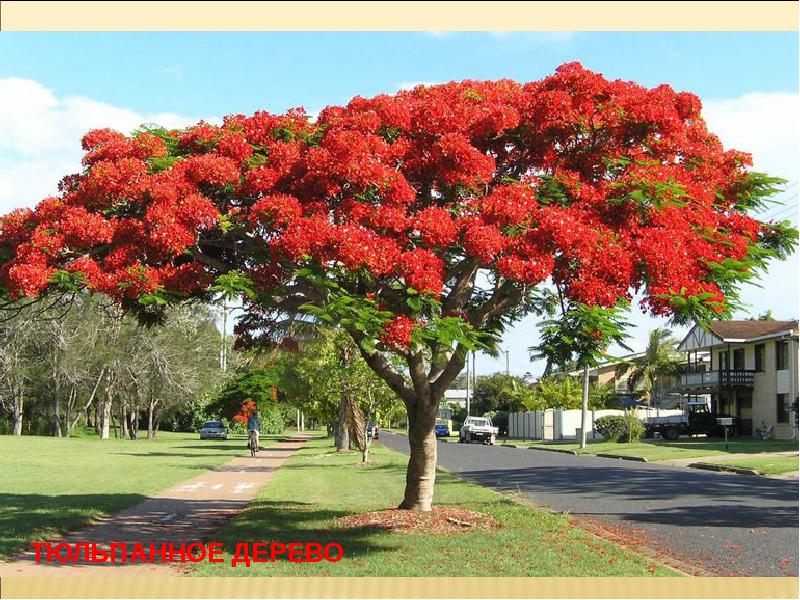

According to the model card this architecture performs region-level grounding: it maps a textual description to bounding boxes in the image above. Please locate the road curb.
[689,462,760,476]
[526,445,578,455]
[595,452,649,462]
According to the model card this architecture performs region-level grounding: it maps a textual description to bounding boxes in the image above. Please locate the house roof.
[561,351,646,377]
[706,320,798,342]
[678,319,798,352]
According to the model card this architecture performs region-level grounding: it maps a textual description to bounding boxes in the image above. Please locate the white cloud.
[702,92,800,182]
[0,78,204,213]
[395,81,443,92]
[701,91,799,323]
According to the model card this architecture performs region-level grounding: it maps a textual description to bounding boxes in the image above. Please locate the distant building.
[678,320,799,439]
[560,351,684,406]
[442,389,468,409]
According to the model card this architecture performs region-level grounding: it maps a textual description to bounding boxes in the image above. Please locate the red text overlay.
[30,541,343,567]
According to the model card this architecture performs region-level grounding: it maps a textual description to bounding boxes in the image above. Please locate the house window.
[755,344,765,372]
[777,394,788,423]
[718,351,729,371]
[776,341,789,371]
[733,348,745,370]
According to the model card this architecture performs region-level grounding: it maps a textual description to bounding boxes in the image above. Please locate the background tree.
[0,298,224,438]
[616,328,681,405]
[471,373,534,416]
[1,64,796,510]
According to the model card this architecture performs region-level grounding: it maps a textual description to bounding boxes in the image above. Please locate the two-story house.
[677,320,799,439]
[560,351,683,407]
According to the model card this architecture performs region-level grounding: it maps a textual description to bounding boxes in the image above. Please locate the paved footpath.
[380,432,799,577]
[0,437,307,576]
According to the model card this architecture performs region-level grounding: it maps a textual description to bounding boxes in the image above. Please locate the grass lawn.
[0,431,254,559]
[703,455,800,475]
[191,438,676,577]
[500,438,799,463]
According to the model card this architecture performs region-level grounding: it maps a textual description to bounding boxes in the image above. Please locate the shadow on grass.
[108,451,244,459]
[0,492,146,559]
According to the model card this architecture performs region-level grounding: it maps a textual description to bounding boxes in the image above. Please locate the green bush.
[261,404,287,435]
[595,413,644,443]
[595,415,627,441]
[623,411,645,443]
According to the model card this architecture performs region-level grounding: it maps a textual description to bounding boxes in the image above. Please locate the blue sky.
[0,32,798,377]
[1,32,797,115]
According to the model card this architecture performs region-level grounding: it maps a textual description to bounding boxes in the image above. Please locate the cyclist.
[247,410,261,453]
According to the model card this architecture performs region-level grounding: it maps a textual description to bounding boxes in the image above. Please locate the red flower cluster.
[380,315,416,350]
[0,63,779,332]
[233,399,258,424]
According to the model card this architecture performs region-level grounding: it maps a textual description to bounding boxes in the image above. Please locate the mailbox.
[716,417,733,426]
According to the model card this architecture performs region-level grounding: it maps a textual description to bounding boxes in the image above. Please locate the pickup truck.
[644,409,738,440]
[459,416,498,445]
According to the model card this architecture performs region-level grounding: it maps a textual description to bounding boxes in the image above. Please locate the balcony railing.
[680,370,755,389]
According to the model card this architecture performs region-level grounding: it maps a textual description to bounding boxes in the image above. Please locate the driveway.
[380,432,799,577]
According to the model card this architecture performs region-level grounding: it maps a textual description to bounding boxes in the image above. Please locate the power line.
[765,204,799,222]
[761,194,799,220]
[762,196,799,220]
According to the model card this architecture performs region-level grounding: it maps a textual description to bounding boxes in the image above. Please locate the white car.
[199,420,228,440]
[459,417,498,445]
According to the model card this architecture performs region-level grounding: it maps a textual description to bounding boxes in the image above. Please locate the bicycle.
[248,429,259,457]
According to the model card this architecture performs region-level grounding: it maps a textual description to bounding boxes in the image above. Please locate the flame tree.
[0,63,796,510]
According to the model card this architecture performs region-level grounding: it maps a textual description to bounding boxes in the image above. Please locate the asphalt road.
[380,432,799,576]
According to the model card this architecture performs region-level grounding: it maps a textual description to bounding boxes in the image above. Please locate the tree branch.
[345,327,415,407]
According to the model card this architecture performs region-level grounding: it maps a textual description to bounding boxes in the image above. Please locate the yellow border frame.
[0,576,799,599]
[0,2,798,597]
[0,1,797,31]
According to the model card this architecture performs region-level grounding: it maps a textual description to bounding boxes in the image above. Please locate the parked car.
[435,423,451,437]
[367,422,380,439]
[459,416,498,445]
[199,420,228,440]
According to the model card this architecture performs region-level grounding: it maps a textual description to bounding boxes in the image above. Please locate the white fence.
[508,408,684,441]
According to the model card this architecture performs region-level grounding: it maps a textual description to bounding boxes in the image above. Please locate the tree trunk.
[127,408,138,439]
[147,398,157,440]
[67,369,104,438]
[132,409,139,439]
[335,395,349,451]
[120,401,128,439]
[400,404,438,511]
[12,392,23,436]
[54,387,62,438]
[100,397,112,439]
[100,371,114,440]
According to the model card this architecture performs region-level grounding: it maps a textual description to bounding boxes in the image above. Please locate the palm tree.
[616,328,681,405]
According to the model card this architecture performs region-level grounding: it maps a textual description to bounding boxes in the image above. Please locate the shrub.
[488,410,509,436]
[595,413,644,443]
[623,411,645,443]
[261,404,287,435]
[595,415,627,441]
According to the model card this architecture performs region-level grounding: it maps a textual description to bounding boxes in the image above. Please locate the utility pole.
[579,363,589,449]
[465,353,471,417]
[504,349,510,375]
[472,350,477,390]
[219,297,229,373]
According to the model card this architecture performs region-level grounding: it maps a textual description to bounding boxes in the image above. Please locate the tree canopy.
[1,62,796,510]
